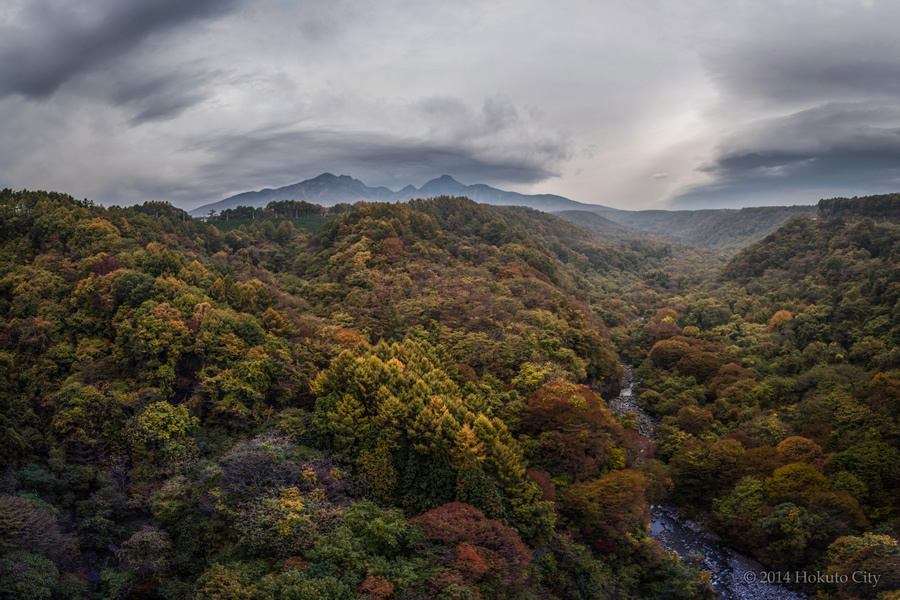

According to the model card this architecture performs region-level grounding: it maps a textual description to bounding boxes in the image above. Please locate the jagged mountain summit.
[191,173,616,216]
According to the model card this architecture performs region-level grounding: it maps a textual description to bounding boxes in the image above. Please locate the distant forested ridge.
[595,204,818,254]
[817,193,900,220]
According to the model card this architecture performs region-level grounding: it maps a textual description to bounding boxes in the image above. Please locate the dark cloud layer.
[160,93,573,205]
[200,128,564,192]
[0,0,240,99]
[101,66,226,125]
[709,54,900,105]
[674,103,900,207]
[697,5,900,108]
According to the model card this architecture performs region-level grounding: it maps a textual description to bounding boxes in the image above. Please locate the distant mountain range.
[193,172,818,253]
[191,173,617,216]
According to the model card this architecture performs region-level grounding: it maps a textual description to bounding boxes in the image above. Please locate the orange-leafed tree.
[521,383,623,481]
[559,469,649,554]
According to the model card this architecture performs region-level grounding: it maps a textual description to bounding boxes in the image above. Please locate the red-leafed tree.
[412,502,532,595]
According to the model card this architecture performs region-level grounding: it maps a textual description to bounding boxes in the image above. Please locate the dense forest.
[0,189,897,599]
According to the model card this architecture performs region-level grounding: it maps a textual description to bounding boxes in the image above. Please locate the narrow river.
[607,364,807,600]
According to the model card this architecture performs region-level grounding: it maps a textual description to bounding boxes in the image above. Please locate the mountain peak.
[310,172,338,182]
[418,174,467,194]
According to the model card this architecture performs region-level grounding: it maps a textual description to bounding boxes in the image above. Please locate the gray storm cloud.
[0,0,242,99]
[0,0,899,209]
[178,95,572,204]
[673,103,900,203]
[667,1,900,207]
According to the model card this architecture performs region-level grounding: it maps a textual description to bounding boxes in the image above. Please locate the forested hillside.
[553,210,642,238]
[623,194,900,598]
[0,190,715,599]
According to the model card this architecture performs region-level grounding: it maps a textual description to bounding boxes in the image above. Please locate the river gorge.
[607,364,807,600]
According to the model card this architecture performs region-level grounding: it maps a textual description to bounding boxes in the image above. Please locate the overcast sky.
[2,0,899,210]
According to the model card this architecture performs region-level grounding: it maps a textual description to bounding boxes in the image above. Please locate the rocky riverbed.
[605,364,656,438]
[607,363,807,600]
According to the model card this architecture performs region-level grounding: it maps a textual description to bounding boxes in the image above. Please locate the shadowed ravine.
[607,364,807,600]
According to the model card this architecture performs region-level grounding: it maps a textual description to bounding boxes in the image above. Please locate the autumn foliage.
[559,470,650,554]
[412,502,532,595]
[522,383,624,481]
